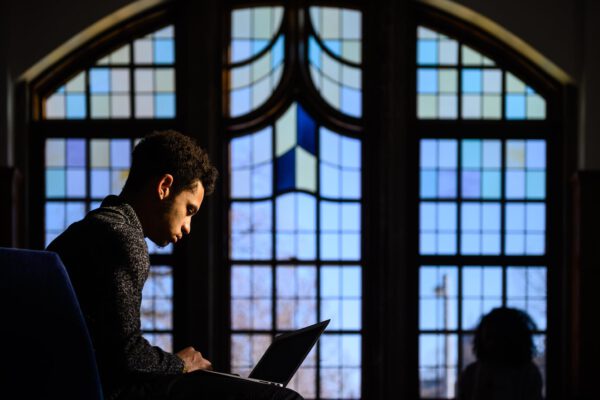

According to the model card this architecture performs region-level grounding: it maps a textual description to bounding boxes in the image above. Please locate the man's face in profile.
[152,180,205,247]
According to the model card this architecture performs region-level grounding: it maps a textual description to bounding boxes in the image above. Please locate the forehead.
[178,181,205,204]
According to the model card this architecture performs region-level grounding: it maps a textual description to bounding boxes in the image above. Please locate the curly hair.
[473,307,538,366]
[123,130,218,195]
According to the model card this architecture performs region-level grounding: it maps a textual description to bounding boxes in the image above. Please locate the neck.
[120,189,151,236]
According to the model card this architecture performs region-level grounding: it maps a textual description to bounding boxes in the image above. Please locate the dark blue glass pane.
[155,39,175,64]
[276,149,295,192]
[297,104,316,155]
[66,139,86,167]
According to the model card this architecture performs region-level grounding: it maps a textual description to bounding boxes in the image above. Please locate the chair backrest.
[0,247,103,399]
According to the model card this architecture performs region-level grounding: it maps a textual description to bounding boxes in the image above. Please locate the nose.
[182,219,191,235]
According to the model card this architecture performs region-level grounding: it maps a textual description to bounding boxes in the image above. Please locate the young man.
[47,131,302,400]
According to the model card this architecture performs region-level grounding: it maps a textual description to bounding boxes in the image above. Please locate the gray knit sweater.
[47,195,184,399]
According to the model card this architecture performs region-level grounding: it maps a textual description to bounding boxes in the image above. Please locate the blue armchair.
[0,247,103,399]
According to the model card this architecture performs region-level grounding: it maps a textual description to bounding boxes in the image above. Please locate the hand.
[176,346,212,373]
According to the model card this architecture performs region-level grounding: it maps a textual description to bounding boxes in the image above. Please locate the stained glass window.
[228,102,362,399]
[417,26,545,120]
[417,26,548,399]
[44,25,176,120]
[227,7,285,117]
[308,7,362,118]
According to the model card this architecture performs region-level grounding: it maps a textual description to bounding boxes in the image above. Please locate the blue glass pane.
[418,69,438,93]
[506,171,525,198]
[46,169,66,198]
[341,87,361,117]
[232,40,252,62]
[320,201,339,231]
[320,128,340,166]
[420,140,437,168]
[110,139,131,168]
[421,170,437,198]
[462,171,481,198]
[66,169,86,197]
[323,40,341,56]
[66,202,86,225]
[231,136,251,168]
[438,203,457,230]
[91,169,110,198]
[482,141,502,168]
[527,140,546,168]
[462,69,482,93]
[231,87,251,117]
[155,94,175,118]
[252,40,269,54]
[438,170,456,198]
[271,36,284,68]
[155,39,175,64]
[527,203,546,231]
[420,203,436,230]
[418,40,438,64]
[252,163,272,198]
[308,36,322,69]
[506,203,525,231]
[46,202,65,230]
[341,136,361,169]
[462,140,481,168]
[341,233,360,259]
[341,203,361,231]
[482,171,501,198]
[66,94,86,119]
[526,171,546,199]
[506,94,526,119]
[297,194,317,231]
[90,69,110,93]
[67,139,86,167]
[341,169,361,199]
[320,164,340,198]
[438,140,457,168]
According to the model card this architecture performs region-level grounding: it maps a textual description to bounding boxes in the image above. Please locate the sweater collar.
[100,195,144,233]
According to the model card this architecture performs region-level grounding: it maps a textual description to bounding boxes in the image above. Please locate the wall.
[0,0,597,169]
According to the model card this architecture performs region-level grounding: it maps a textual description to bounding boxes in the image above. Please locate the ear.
[157,174,174,200]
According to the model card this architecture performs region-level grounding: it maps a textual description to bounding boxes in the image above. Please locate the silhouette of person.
[456,307,543,400]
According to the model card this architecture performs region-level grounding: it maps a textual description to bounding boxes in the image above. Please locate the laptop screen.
[248,320,330,386]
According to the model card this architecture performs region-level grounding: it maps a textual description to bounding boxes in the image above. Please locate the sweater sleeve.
[97,222,184,376]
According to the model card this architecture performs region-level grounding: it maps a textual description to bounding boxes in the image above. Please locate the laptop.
[200,320,330,387]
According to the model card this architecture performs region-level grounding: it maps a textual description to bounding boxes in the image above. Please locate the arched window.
[225,4,363,399]
[33,10,178,352]
[26,2,567,400]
